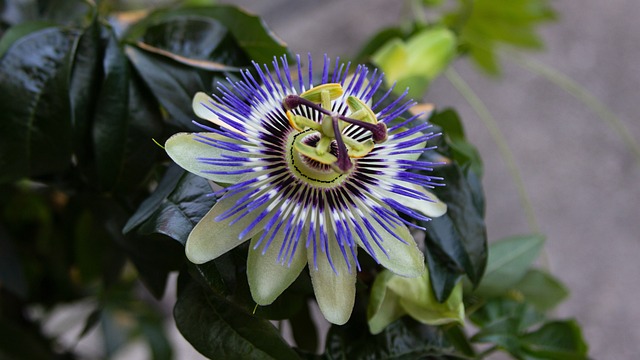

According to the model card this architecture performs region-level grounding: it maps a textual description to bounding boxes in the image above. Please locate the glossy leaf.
[123,5,289,64]
[0,26,77,183]
[420,161,488,299]
[174,282,300,360]
[0,21,55,57]
[125,45,206,130]
[92,30,163,192]
[327,314,463,359]
[430,109,483,177]
[133,167,217,245]
[69,15,101,165]
[475,234,545,297]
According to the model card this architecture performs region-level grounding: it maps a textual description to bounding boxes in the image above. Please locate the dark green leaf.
[521,320,588,359]
[174,282,300,360]
[138,15,244,66]
[420,161,487,297]
[135,169,216,245]
[513,268,569,311]
[0,26,77,183]
[0,21,55,57]
[326,315,463,360]
[0,225,27,298]
[92,29,163,192]
[430,109,483,177]
[125,44,206,130]
[69,15,101,166]
[123,164,185,234]
[290,301,318,354]
[123,5,289,64]
[0,313,59,360]
[475,234,545,297]
[423,243,463,304]
[444,326,476,358]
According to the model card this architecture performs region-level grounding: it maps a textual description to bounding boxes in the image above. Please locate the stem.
[445,68,542,235]
[505,51,640,167]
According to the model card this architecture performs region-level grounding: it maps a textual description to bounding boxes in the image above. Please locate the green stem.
[445,68,541,235]
[505,51,640,167]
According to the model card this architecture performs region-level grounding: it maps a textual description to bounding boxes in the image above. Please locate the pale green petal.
[308,228,357,325]
[185,190,268,264]
[354,206,425,278]
[247,235,307,305]
[381,185,447,218]
[165,132,251,184]
[192,92,247,136]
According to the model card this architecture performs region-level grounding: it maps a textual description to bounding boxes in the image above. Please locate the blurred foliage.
[0,0,587,359]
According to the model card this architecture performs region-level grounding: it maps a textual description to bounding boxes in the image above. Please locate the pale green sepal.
[193,92,247,136]
[367,270,405,334]
[371,38,407,88]
[388,271,464,326]
[367,269,464,334]
[299,83,343,103]
[185,191,267,264]
[354,210,425,278]
[372,28,456,98]
[165,132,250,184]
[381,185,447,218]
[247,236,307,306]
[308,230,357,325]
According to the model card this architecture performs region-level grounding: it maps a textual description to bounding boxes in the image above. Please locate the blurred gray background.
[221,0,640,359]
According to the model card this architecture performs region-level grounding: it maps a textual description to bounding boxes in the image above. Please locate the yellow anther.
[299,83,344,103]
[346,96,378,124]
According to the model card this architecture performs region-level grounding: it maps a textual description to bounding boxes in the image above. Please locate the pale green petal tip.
[192,92,217,122]
[309,266,357,325]
[247,238,307,306]
[164,132,202,176]
[184,232,216,265]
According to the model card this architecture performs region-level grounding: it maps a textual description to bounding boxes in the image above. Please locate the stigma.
[283,83,388,173]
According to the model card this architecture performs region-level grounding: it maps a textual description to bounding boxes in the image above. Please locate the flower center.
[283,83,388,174]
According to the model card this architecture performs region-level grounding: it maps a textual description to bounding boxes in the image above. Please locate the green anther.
[343,137,375,158]
[294,137,338,165]
[299,83,344,103]
[321,89,331,110]
[346,96,378,124]
[287,111,321,131]
[316,136,332,155]
[321,116,335,137]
